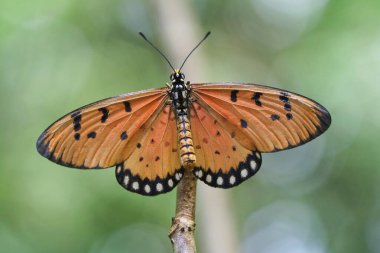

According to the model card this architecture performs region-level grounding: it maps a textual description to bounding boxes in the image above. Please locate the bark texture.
[169,169,197,253]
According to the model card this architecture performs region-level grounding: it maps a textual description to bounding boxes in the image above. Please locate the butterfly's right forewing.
[37,88,168,169]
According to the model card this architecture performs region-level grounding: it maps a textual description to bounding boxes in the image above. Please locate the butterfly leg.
[166,82,173,89]
[185,81,191,90]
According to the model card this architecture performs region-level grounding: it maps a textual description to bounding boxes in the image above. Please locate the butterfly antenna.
[179,31,211,72]
[139,32,175,72]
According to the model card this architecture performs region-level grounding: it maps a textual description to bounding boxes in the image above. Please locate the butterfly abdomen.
[177,114,196,167]
[169,73,196,168]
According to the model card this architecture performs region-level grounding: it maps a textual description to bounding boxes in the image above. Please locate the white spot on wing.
[255,152,261,159]
[132,181,139,190]
[116,166,122,174]
[250,160,257,170]
[123,175,129,186]
[217,177,223,185]
[144,184,151,193]
[241,169,248,178]
[168,179,174,187]
[229,175,236,185]
[156,183,163,192]
[206,174,212,183]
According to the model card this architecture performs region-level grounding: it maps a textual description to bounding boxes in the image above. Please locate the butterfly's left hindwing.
[37,88,168,169]
[190,101,262,188]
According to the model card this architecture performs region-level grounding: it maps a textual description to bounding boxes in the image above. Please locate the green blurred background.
[1,0,379,252]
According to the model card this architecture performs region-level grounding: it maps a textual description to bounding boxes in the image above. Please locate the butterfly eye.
[181,73,185,79]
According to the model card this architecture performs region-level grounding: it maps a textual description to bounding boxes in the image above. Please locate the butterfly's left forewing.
[37,87,168,169]
[192,83,331,153]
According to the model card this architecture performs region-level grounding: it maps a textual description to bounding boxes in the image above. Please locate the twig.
[169,169,197,253]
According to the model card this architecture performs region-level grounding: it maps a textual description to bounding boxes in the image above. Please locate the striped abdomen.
[177,114,196,167]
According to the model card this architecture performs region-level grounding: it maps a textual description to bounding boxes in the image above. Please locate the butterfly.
[36,32,331,196]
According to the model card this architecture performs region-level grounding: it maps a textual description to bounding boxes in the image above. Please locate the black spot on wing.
[72,113,82,132]
[251,92,262,106]
[279,92,289,102]
[71,111,81,118]
[72,114,81,123]
[230,90,239,102]
[74,133,80,140]
[284,103,291,111]
[73,123,81,131]
[240,119,248,128]
[271,114,280,121]
[123,101,132,112]
[98,107,109,123]
[87,132,96,138]
[286,113,293,120]
[120,131,128,140]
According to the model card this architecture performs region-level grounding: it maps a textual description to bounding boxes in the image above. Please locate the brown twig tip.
[169,169,197,253]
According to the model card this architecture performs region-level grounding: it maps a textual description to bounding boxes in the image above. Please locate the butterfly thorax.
[170,83,190,114]
[168,71,196,167]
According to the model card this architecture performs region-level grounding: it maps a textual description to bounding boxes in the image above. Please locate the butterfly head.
[170,69,185,84]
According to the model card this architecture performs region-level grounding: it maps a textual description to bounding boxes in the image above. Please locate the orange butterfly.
[36,32,331,196]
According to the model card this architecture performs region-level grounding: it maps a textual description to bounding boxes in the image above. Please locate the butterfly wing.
[37,87,169,169]
[115,105,184,196]
[192,83,331,152]
[190,82,331,188]
[190,101,262,188]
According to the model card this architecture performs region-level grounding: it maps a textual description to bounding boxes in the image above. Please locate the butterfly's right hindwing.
[115,105,184,196]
